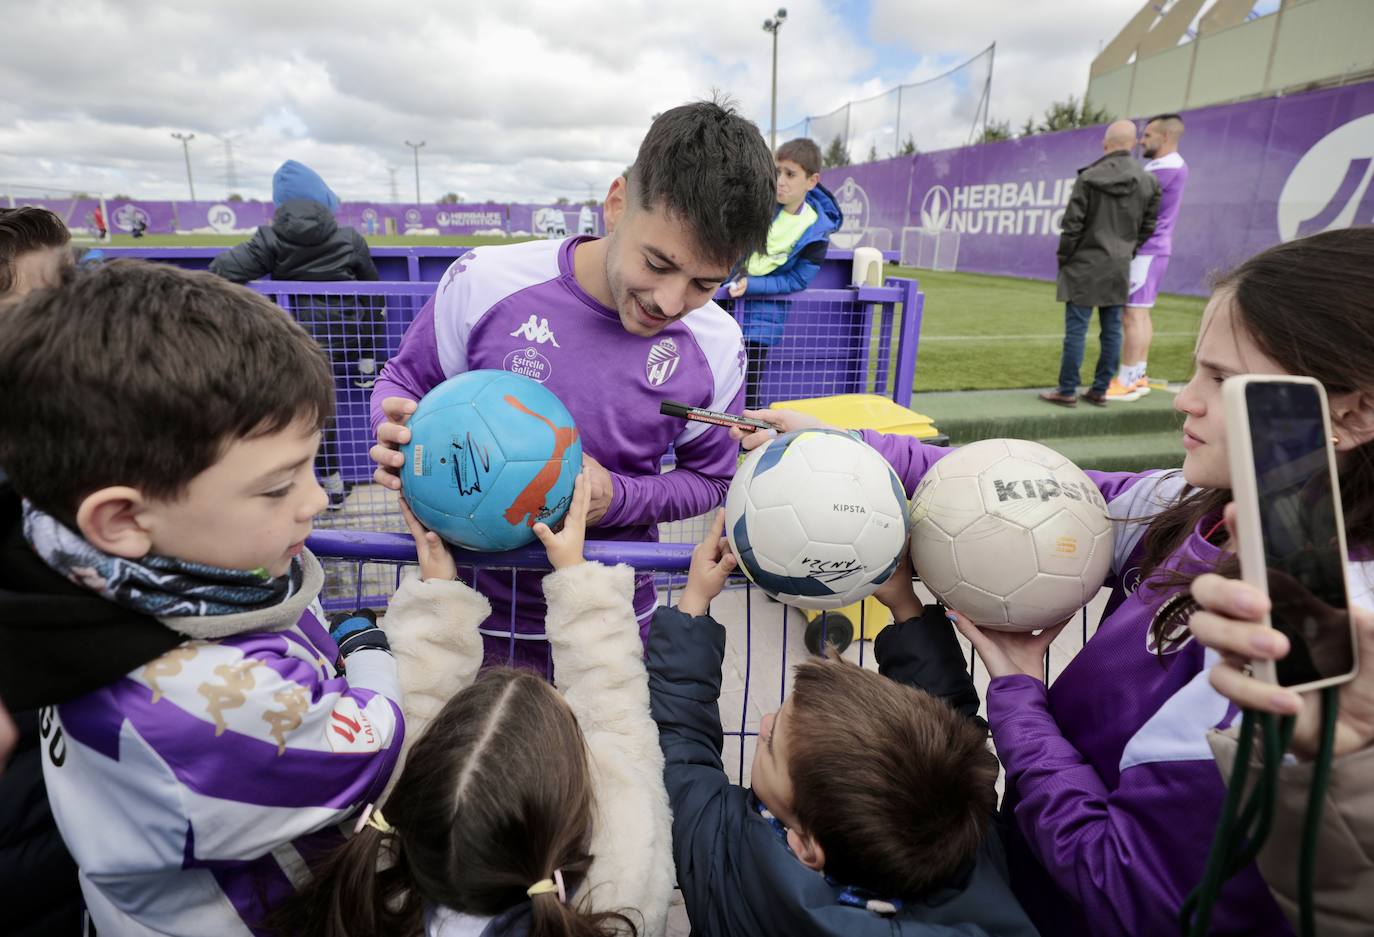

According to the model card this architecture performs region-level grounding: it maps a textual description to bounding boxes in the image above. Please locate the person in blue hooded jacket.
[726,138,842,409]
[210,160,381,509]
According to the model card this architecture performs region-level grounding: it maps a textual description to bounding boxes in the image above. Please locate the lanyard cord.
[1298,687,1340,937]
[1181,691,1342,936]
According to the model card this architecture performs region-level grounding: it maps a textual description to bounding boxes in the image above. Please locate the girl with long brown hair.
[732,226,1374,936]
[277,475,670,936]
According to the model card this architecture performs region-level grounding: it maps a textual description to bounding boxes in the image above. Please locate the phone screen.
[1245,381,1354,686]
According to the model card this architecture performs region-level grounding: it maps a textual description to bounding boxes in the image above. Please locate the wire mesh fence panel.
[309,530,888,787]
[308,530,1107,790]
[770,44,994,160]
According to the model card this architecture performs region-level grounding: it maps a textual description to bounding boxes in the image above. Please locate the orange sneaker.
[1134,376,1152,397]
[1105,377,1141,402]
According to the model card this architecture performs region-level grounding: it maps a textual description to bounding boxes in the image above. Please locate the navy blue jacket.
[741,184,842,346]
[648,603,1039,937]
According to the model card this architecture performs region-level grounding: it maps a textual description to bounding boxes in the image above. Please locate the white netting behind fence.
[772,44,994,160]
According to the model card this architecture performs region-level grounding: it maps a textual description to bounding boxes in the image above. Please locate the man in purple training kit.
[1107,114,1188,402]
[371,100,776,669]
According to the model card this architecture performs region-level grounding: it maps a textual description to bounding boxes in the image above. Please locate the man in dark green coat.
[1041,120,1160,408]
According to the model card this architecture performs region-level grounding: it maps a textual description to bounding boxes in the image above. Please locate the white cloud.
[0,0,1151,202]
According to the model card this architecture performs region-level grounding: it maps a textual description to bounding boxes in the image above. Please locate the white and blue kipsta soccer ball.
[725,429,908,611]
[908,438,1113,632]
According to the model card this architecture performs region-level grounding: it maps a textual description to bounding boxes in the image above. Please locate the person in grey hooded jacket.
[1041,120,1160,409]
[210,160,381,507]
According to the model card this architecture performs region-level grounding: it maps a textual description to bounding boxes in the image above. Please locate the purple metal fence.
[306,528,884,786]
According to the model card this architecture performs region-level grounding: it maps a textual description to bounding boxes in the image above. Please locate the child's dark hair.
[0,259,334,522]
[0,206,71,295]
[776,138,823,179]
[627,97,776,268]
[786,653,997,899]
[1139,226,1374,650]
[275,668,638,937]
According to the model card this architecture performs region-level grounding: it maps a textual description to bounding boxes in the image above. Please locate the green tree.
[437,192,463,204]
[1019,96,1113,137]
[976,120,1013,144]
[226,193,244,202]
[554,196,570,206]
[583,198,599,207]
[822,134,851,169]
[111,193,131,200]
[898,135,918,156]
[865,144,879,163]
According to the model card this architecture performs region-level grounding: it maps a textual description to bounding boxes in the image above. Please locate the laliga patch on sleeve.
[327,698,381,753]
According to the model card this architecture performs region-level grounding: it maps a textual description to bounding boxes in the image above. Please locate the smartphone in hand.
[1224,375,1359,692]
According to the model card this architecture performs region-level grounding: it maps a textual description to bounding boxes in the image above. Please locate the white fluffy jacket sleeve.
[382,571,490,757]
[543,562,673,937]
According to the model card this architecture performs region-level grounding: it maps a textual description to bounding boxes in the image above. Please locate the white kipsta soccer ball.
[909,438,1113,632]
[726,429,908,611]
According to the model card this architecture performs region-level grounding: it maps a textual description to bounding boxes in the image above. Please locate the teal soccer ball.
[400,371,582,551]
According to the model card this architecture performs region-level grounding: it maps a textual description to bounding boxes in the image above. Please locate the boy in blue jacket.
[728,138,842,409]
[648,511,1037,937]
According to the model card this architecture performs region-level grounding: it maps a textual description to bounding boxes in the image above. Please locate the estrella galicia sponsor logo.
[830,176,871,249]
[504,347,551,382]
[508,314,560,346]
[1278,113,1374,241]
[646,338,680,386]
[920,185,953,231]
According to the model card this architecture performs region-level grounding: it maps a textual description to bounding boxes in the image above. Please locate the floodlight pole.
[763,8,788,152]
[404,140,426,204]
[171,132,196,201]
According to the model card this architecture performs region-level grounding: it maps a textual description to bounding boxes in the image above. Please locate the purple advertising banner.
[822,78,1374,295]
[11,196,605,240]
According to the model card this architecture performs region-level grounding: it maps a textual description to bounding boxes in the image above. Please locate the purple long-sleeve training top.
[371,237,745,668]
[861,430,1324,937]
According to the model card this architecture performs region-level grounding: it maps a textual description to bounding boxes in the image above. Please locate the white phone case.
[1222,374,1359,692]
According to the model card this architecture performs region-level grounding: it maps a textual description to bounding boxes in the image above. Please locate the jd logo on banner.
[1278,113,1374,241]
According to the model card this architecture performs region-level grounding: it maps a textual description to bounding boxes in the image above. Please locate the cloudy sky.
[0,0,1261,204]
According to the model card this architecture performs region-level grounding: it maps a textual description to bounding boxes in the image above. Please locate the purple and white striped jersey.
[40,575,402,936]
[862,432,1373,936]
[1138,152,1189,257]
[372,237,745,665]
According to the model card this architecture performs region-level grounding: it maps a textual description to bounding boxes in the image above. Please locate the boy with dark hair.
[0,260,404,936]
[727,137,842,408]
[648,512,1036,937]
[0,206,72,298]
[371,98,777,670]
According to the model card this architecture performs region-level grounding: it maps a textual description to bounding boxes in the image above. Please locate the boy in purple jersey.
[0,261,404,937]
[1108,114,1189,402]
[370,99,776,671]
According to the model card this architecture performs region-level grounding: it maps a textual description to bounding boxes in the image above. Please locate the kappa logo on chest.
[646,338,681,387]
[509,314,561,347]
